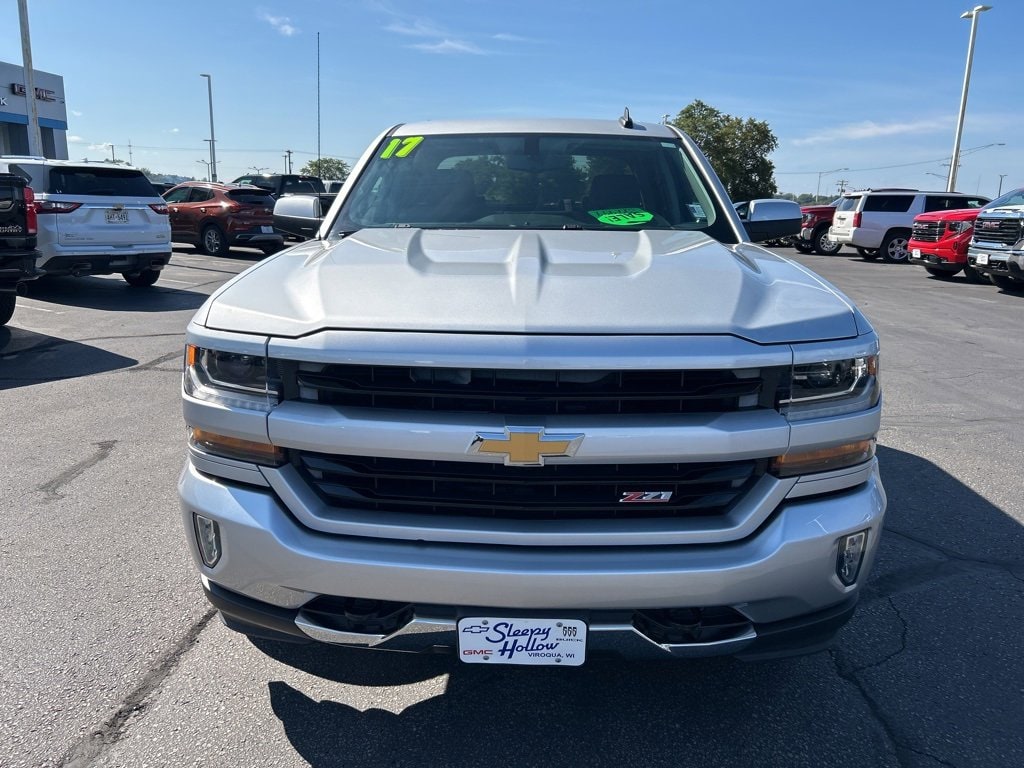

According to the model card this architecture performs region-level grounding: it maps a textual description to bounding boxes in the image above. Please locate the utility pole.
[108,144,116,162]
[998,174,1007,196]
[284,149,293,174]
[128,139,133,165]
[17,0,43,157]
[836,179,849,195]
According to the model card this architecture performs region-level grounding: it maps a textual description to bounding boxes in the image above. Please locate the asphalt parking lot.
[1,244,1022,768]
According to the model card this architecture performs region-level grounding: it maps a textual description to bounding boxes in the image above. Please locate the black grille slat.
[294,452,765,521]
[291,365,783,416]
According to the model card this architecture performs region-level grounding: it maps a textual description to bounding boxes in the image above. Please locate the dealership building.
[0,60,69,159]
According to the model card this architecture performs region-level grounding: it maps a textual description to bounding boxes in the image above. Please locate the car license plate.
[976,253,989,265]
[458,617,586,666]
[261,226,274,234]
[911,248,921,259]
[105,209,129,224]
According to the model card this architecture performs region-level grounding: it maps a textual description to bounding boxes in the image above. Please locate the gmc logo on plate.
[462,649,493,656]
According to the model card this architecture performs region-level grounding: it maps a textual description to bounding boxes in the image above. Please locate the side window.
[924,196,986,212]
[863,195,913,213]
[188,188,214,203]
[164,187,190,203]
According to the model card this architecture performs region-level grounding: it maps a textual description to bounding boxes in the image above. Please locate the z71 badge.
[619,491,674,503]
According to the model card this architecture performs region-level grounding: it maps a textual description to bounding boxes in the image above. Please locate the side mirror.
[739,199,802,243]
[273,195,325,241]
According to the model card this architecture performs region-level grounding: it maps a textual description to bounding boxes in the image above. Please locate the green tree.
[671,100,778,201]
[299,157,351,181]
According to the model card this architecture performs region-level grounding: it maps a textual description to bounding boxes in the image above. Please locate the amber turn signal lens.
[189,427,285,465]
[771,439,875,478]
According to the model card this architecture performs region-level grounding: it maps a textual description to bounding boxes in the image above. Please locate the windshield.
[331,132,727,238]
[982,188,1024,210]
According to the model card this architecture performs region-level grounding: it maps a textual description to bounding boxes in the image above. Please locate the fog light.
[193,513,222,567]
[837,530,868,586]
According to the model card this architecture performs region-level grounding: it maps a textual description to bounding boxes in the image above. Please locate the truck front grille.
[911,221,944,242]
[972,218,1023,247]
[293,451,766,521]
[285,364,785,416]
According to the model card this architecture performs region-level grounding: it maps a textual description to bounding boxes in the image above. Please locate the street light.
[948,5,992,192]
[196,159,210,182]
[998,174,1007,195]
[199,73,218,182]
[816,167,848,200]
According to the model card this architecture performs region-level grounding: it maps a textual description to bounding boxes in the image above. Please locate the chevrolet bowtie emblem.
[469,427,584,466]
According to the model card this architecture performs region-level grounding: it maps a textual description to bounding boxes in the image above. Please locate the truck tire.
[880,230,911,263]
[122,268,161,287]
[793,241,815,254]
[813,225,843,256]
[962,263,986,284]
[857,248,879,260]
[0,293,15,326]
[989,273,1024,291]
[201,224,229,257]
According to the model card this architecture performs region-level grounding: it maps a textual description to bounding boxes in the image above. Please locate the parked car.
[180,116,884,665]
[0,157,171,286]
[0,172,41,324]
[794,199,843,255]
[229,174,325,198]
[907,208,986,282]
[966,187,1024,291]
[830,189,989,263]
[163,182,284,256]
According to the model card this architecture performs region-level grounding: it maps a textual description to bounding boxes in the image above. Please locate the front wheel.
[122,268,161,287]
[962,263,986,284]
[793,241,815,254]
[990,273,1024,291]
[880,231,911,263]
[814,226,843,256]
[0,293,15,326]
[857,247,880,260]
[200,224,229,257]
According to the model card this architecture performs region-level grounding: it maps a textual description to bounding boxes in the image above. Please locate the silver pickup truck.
[179,116,885,666]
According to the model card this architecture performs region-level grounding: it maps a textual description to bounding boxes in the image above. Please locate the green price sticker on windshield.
[381,136,424,158]
[588,208,653,226]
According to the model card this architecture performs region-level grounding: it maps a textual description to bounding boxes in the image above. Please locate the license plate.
[261,226,274,234]
[976,253,989,265]
[105,209,129,224]
[912,248,921,258]
[458,617,587,666]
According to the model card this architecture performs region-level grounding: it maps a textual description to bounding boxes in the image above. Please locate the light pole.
[948,5,992,192]
[997,174,1007,196]
[196,159,210,182]
[200,73,218,182]
[816,168,848,201]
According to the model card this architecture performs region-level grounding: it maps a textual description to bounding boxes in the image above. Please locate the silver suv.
[830,189,988,263]
[0,157,171,286]
[179,117,884,665]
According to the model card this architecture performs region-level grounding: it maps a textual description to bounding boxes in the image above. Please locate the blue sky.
[1,0,1018,197]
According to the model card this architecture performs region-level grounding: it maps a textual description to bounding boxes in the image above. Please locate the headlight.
[948,220,973,234]
[780,355,879,421]
[183,345,280,412]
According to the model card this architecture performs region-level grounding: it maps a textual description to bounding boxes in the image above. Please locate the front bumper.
[179,459,886,659]
[968,247,1024,279]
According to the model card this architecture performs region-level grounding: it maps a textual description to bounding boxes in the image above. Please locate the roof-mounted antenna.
[619,107,634,129]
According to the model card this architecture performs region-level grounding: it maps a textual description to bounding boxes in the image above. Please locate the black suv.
[0,173,40,326]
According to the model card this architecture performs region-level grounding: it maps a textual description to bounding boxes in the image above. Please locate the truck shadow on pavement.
[23,275,209,312]
[254,445,1024,768]
[0,326,137,390]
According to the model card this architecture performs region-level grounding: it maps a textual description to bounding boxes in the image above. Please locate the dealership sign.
[11,83,58,101]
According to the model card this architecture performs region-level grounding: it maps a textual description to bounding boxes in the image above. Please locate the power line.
[777,143,1005,175]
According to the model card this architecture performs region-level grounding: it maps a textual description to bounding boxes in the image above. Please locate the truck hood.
[203,229,859,343]
[914,208,980,222]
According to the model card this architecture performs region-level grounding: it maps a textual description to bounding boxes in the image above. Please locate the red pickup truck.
[793,200,843,255]
[907,208,984,283]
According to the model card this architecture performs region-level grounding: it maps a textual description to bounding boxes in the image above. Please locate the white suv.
[0,157,172,286]
[830,189,988,263]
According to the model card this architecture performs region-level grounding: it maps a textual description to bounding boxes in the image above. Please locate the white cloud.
[259,11,298,36]
[387,19,447,37]
[67,135,86,144]
[793,119,950,146]
[88,142,112,151]
[70,109,83,117]
[493,33,535,43]
[412,39,486,55]
[169,128,180,134]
